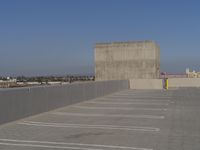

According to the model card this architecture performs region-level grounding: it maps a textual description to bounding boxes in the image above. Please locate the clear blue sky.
[0,0,200,76]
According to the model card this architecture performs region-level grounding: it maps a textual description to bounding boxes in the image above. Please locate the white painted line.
[51,112,165,119]
[85,101,169,106]
[109,94,172,97]
[114,93,170,95]
[95,98,171,103]
[0,142,101,150]
[102,96,171,100]
[19,121,160,132]
[107,96,172,99]
[0,139,153,150]
[72,106,168,111]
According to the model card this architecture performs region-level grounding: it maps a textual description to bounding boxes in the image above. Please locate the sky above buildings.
[0,0,200,76]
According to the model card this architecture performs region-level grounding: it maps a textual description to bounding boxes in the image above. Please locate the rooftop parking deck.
[0,88,200,150]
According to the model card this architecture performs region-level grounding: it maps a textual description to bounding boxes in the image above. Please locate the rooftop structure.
[95,40,160,81]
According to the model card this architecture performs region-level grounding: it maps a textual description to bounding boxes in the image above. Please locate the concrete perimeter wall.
[130,79,163,89]
[0,80,129,125]
[168,78,200,88]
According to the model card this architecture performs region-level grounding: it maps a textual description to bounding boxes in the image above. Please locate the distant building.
[186,68,200,78]
[160,73,187,79]
[0,79,17,88]
[95,41,160,81]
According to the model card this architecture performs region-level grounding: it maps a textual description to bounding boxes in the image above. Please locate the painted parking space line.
[51,112,165,119]
[18,121,160,132]
[95,99,174,104]
[0,139,153,150]
[98,96,171,100]
[107,96,172,99]
[84,101,169,106]
[94,98,171,103]
[108,94,172,97]
[72,106,168,111]
[0,142,101,150]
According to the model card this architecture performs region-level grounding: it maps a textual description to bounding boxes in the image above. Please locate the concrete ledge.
[168,78,200,88]
[130,79,163,89]
[0,80,129,125]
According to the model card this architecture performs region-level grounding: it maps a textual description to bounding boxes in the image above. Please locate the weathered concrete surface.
[169,78,200,88]
[0,80,129,125]
[95,41,160,81]
[0,88,200,150]
[130,79,163,89]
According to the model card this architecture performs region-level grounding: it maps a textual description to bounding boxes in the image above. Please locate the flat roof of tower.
[95,40,158,47]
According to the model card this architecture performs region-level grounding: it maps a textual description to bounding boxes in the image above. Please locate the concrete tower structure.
[95,41,160,81]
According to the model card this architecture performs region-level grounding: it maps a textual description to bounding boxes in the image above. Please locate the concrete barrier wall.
[130,79,163,89]
[0,80,129,125]
[168,78,200,88]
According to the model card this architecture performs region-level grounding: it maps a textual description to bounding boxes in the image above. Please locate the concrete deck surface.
[0,88,200,150]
